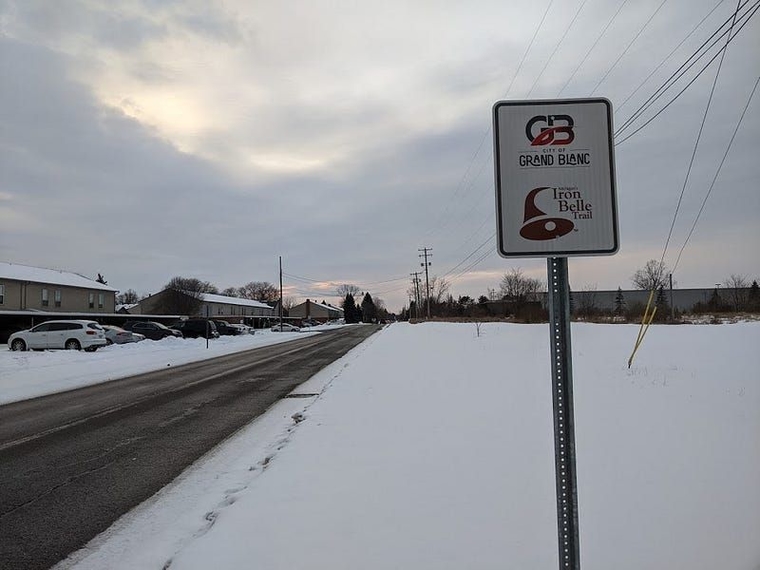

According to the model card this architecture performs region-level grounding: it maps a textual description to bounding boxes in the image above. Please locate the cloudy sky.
[1,0,758,310]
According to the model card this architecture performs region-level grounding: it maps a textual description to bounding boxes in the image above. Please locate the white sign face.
[493,98,619,257]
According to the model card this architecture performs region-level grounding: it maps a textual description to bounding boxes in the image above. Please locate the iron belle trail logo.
[520,186,592,241]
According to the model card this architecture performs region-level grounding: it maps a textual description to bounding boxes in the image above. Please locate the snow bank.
[0,330,316,405]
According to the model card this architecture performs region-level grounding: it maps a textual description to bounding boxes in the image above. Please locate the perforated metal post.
[547,257,580,569]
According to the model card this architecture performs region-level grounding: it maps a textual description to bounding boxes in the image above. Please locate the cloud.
[1,0,758,310]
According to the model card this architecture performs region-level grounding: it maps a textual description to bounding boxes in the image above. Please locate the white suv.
[9,320,108,352]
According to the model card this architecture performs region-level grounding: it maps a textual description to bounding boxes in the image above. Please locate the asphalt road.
[0,325,380,570]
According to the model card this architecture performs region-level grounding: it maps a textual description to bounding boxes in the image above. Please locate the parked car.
[101,325,145,345]
[211,320,242,336]
[271,322,301,332]
[9,320,107,351]
[123,320,183,341]
[172,319,219,339]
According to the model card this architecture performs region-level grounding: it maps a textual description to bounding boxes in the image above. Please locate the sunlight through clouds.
[1,0,758,310]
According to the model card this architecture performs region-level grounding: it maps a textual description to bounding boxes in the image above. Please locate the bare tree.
[631,260,668,290]
[117,289,139,305]
[724,274,749,312]
[374,296,389,320]
[221,287,240,297]
[336,283,361,298]
[282,296,298,311]
[428,276,451,305]
[499,268,542,302]
[165,276,218,294]
[577,285,599,319]
[161,276,218,315]
[238,281,278,302]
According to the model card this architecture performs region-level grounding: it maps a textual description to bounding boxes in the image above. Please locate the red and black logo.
[519,187,574,241]
[525,115,574,146]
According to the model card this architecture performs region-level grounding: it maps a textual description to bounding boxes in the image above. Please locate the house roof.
[0,261,118,292]
[293,300,344,314]
[199,292,273,310]
[321,302,344,314]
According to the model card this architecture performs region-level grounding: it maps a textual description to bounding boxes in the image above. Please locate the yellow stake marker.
[628,289,657,368]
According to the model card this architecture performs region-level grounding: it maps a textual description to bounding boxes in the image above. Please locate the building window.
[42,288,49,307]
[0,284,4,305]
[89,292,95,309]
[98,293,104,309]
[55,289,61,307]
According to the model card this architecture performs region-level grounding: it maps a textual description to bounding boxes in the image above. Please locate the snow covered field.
[17,321,760,570]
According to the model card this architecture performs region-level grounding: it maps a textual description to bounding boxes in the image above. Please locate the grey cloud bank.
[1,0,758,309]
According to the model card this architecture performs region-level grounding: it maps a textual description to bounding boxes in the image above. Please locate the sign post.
[493,98,618,570]
[547,256,579,569]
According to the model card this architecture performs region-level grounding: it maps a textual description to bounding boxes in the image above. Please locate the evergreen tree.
[655,286,670,321]
[748,280,760,312]
[342,293,359,324]
[614,287,626,315]
[407,300,417,320]
[708,288,722,312]
[361,292,377,323]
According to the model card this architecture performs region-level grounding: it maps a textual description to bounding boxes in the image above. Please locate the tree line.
[396,260,760,322]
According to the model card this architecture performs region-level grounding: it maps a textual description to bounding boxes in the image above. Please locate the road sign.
[493,98,619,257]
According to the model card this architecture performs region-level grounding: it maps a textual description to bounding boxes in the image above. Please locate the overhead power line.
[557,0,631,96]
[591,0,669,95]
[526,0,590,97]
[615,0,758,140]
[423,0,556,241]
[672,74,759,272]
[506,0,556,98]
[442,233,495,279]
[658,0,742,270]
[616,0,727,113]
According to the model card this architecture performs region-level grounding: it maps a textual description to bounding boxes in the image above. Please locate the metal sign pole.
[547,257,580,569]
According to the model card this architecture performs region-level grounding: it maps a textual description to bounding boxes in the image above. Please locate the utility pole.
[279,256,283,329]
[410,272,421,319]
[418,247,432,319]
[669,273,674,321]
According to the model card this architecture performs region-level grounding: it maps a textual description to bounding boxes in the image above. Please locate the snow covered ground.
[0,328,320,405]
[14,321,759,570]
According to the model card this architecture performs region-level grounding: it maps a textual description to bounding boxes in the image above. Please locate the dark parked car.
[211,320,242,336]
[122,321,183,341]
[172,319,219,339]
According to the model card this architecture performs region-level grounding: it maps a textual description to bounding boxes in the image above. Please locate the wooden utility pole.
[279,256,283,329]
[418,247,432,319]
[410,272,422,318]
